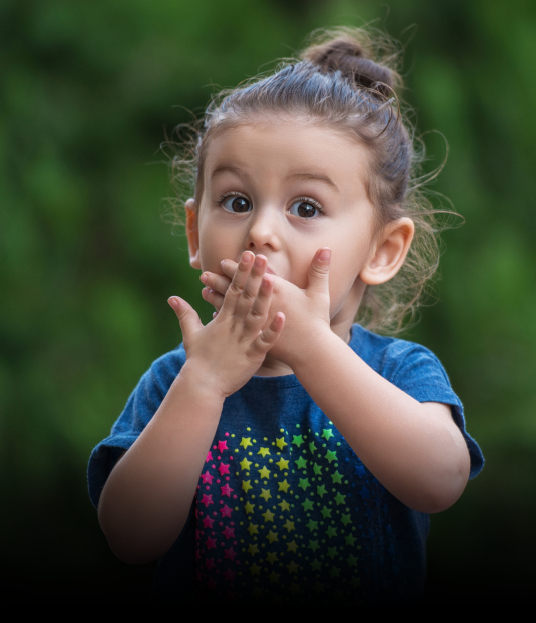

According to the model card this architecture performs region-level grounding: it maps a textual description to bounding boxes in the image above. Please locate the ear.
[360,217,414,285]
[185,198,201,269]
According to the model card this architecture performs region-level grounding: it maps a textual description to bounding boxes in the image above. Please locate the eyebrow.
[212,167,339,192]
[211,165,248,179]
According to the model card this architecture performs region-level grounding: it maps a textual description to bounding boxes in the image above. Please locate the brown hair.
[168,26,455,335]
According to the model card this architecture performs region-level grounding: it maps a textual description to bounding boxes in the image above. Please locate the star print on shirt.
[275,437,287,450]
[201,472,214,484]
[240,458,252,471]
[218,440,228,452]
[276,458,289,471]
[242,480,252,493]
[258,466,270,479]
[258,447,270,457]
[240,438,253,449]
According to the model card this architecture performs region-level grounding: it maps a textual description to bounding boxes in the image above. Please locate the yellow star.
[262,509,275,522]
[240,457,252,471]
[258,447,270,457]
[283,520,295,532]
[278,499,290,511]
[266,552,278,564]
[258,466,270,479]
[268,571,280,583]
[278,479,290,492]
[249,562,261,575]
[287,540,298,552]
[266,530,278,543]
[244,502,255,514]
[260,488,272,501]
[242,480,252,492]
[275,437,287,450]
[248,543,259,555]
[240,437,253,449]
[287,561,299,574]
[247,522,259,536]
[276,458,289,471]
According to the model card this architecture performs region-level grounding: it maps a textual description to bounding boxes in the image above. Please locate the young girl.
[88,27,483,604]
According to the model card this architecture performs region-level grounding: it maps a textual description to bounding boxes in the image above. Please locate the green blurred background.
[2,0,536,600]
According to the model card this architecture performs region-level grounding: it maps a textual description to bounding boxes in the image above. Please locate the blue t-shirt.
[88,324,483,604]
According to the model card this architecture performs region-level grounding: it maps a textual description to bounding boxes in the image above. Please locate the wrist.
[177,360,229,406]
[285,321,336,373]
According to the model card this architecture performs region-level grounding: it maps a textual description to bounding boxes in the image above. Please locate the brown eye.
[222,196,251,213]
[289,200,319,218]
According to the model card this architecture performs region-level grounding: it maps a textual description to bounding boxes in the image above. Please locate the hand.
[168,251,285,398]
[200,249,332,367]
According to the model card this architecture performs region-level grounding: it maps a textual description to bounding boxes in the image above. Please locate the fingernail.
[220,260,226,269]
[167,297,180,310]
[319,249,331,262]
[200,273,208,284]
[243,251,253,263]
[254,255,265,268]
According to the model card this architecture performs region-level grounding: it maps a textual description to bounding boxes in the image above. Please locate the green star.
[306,519,318,531]
[326,526,337,538]
[287,540,298,552]
[258,466,270,479]
[240,437,253,449]
[310,558,322,572]
[248,543,259,555]
[278,479,290,492]
[316,484,327,497]
[325,450,337,463]
[266,530,278,543]
[278,499,290,512]
[345,534,357,546]
[320,505,332,519]
[313,462,322,475]
[258,447,270,457]
[309,441,317,453]
[287,560,299,574]
[329,565,340,578]
[262,509,275,522]
[266,552,278,564]
[347,554,358,567]
[244,502,255,514]
[275,437,287,450]
[308,540,320,552]
[240,458,252,471]
[248,523,259,536]
[341,513,352,526]
[295,456,307,469]
[301,498,314,512]
[298,478,310,491]
[276,458,289,471]
[322,429,334,441]
[242,480,252,493]
[327,547,338,559]
[334,492,346,505]
[292,435,304,447]
[283,520,295,532]
[331,470,343,484]
[260,488,272,501]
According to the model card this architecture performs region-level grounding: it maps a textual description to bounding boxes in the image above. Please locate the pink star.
[201,494,213,507]
[223,526,235,539]
[220,505,233,518]
[224,547,237,561]
[195,530,201,540]
[203,516,214,529]
[206,537,217,549]
[223,568,236,582]
[218,463,230,475]
[207,578,217,590]
[206,451,213,462]
[206,558,215,570]
[221,484,234,497]
[201,472,214,485]
[218,440,228,452]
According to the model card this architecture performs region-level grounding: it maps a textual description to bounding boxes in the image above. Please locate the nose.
[244,206,282,253]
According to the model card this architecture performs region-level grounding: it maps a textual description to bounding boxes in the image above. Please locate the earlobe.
[185,198,201,269]
[360,218,414,286]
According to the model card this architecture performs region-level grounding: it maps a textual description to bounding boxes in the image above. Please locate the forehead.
[203,118,370,194]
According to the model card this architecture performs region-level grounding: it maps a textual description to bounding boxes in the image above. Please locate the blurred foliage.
[2,0,536,599]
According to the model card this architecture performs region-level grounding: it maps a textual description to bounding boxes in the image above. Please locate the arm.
[97,252,285,564]
[202,252,471,513]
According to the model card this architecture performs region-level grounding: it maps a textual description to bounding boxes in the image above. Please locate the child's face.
[187,117,388,329]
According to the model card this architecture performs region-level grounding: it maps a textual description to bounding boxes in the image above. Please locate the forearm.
[291,327,471,513]
[98,362,225,564]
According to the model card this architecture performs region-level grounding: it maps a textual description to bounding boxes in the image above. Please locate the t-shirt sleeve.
[383,341,484,479]
[87,345,186,508]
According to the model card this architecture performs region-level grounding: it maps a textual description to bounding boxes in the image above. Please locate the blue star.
[359,486,370,500]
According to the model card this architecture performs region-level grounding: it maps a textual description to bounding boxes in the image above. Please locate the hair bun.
[301,29,400,97]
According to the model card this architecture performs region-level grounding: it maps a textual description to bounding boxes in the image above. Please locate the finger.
[253,311,285,354]
[243,272,273,335]
[202,287,224,311]
[234,254,268,320]
[220,251,255,315]
[220,259,239,280]
[167,297,204,339]
[200,271,231,297]
[307,248,331,294]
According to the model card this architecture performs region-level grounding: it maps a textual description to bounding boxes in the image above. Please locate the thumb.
[307,248,331,294]
[167,296,204,339]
